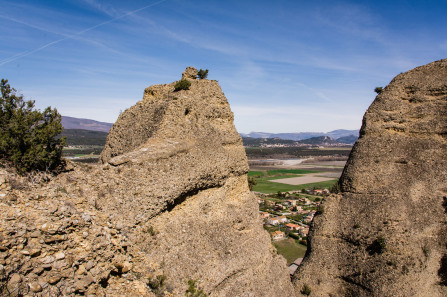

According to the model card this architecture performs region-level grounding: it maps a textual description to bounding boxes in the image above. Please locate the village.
[257,188,330,276]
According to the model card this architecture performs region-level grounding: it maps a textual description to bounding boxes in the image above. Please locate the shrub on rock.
[174,79,191,91]
[197,69,209,79]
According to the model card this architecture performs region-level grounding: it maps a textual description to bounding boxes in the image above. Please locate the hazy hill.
[242,137,298,147]
[298,135,341,145]
[61,116,113,132]
[61,116,359,146]
[336,134,358,144]
[60,129,108,146]
[240,129,358,141]
[243,135,352,147]
[326,129,359,139]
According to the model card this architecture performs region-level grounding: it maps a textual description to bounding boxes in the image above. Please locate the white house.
[271,231,285,241]
[267,216,288,226]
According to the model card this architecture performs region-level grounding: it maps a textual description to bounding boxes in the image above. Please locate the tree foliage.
[174,79,191,91]
[367,236,387,255]
[300,284,311,296]
[197,69,209,79]
[185,279,207,297]
[0,79,65,173]
[248,176,257,190]
[374,87,383,94]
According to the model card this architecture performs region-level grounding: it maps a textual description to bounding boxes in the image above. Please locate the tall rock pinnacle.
[99,67,295,296]
[293,59,447,296]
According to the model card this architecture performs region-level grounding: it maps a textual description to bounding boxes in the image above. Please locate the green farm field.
[253,180,337,193]
[273,238,307,265]
[249,169,337,193]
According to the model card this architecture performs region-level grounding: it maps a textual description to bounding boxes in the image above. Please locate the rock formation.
[0,67,294,296]
[293,59,447,296]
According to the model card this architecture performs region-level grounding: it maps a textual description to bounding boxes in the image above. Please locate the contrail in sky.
[0,0,168,67]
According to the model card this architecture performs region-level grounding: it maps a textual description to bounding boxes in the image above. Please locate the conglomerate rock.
[293,59,447,296]
[0,67,294,296]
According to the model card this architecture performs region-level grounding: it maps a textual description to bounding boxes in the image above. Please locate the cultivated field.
[249,158,346,193]
[270,173,339,185]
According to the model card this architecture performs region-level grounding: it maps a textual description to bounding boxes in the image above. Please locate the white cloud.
[0,0,169,67]
[81,0,120,17]
[440,41,447,51]
[314,3,385,44]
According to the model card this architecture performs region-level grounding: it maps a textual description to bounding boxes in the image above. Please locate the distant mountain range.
[61,116,359,146]
[335,135,358,144]
[61,116,113,132]
[242,135,356,147]
[240,129,359,141]
[299,135,346,145]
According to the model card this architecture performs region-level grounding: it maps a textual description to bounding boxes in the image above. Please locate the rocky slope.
[293,59,447,296]
[0,67,294,296]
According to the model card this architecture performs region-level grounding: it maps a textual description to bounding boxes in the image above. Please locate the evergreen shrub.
[0,79,65,173]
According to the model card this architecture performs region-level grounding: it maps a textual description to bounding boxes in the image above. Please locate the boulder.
[182,66,198,80]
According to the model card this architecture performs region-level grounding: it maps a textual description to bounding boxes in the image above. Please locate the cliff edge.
[293,59,447,296]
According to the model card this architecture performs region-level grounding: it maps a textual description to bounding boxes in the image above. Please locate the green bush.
[374,87,383,94]
[367,236,386,255]
[174,79,191,91]
[289,232,300,240]
[248,176,257,190]
[197,69,209,79]
[148,274,167,295]
[300,284,311,295]
[185,279,207,297]
[145,225,158,236]
[316,204,324,215]
[0,79,65,173]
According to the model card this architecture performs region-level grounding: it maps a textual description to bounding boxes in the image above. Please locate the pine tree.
[0,79,65,173]
[197,69,209,79]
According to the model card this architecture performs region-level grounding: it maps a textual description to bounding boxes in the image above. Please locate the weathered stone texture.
[293,59,447,296]
[99,76,250,221]
[97,68,293,296]
[0,67,293,296]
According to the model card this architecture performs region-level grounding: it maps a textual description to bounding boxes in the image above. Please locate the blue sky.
[1,0,446,133]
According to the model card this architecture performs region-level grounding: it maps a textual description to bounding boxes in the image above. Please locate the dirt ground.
[249,158,347,173]
[270,174,337,185]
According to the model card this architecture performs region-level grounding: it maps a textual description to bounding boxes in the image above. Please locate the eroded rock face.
[0,67,294,296]
[97,67,294,295]
[99,70,250,220]
[293,59,447,296]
